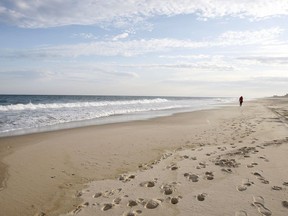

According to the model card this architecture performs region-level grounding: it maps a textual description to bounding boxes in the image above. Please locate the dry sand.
[0,98,288,216]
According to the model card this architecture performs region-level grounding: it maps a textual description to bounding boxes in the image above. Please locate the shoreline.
[0,98,287,215]
[0,95,236,139]
[0,100,235,138]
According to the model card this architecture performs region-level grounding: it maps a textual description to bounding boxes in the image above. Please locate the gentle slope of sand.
[0,98,287,216]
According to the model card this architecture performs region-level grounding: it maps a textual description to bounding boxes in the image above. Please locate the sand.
[0,98,287,216]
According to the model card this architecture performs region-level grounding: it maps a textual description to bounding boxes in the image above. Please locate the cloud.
[123,62,236,71]
[163,75,288,86]
[0,69,56,80]
[159,55,211,59]
[252,76,288,83]
[162,75,250,86]
[0,66,138,84]
[218,28,283,45]
[1,28,282,58]
[95,68,139,78]
[112,32,129,41]
[72,33,98,40]
[237,56,288,65]
[1,0,288,28]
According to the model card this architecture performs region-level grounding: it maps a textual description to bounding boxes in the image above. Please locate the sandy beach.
[0,98,288,216]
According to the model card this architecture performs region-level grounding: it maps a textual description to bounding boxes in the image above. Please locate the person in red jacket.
[239,96,243,106]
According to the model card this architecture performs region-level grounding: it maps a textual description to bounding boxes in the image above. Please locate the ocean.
[0,95,235,137]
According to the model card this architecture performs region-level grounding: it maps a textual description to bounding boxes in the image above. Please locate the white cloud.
[112,32,129,41]
[96,68,139,78]
[122,62,236,71]
[159,55,211,59]
[72,33,98,40]
[163,75,288,87]
[237,56,288,65]
[1,0,288,28]
[0,69,57,80]
[252,76,288,83]
[1,28,283,58]
[0,66,139,84]
[218,28,284,45]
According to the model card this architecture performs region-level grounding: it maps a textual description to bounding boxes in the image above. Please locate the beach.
[0,98,288,216]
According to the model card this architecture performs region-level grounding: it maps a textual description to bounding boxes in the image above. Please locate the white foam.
[0,98,168,111]
[0,96,236,137]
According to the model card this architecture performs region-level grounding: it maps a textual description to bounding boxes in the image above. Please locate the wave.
[0,104,184,134]
[0,98,169,112]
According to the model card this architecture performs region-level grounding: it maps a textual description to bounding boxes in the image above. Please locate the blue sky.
[0,0,288,97]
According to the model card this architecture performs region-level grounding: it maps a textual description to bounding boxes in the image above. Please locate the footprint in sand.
[221,168,233,173]
[196,193,207,201]
[127,200,138,207]
[113,197,122,204]
[161,152,173,160]
[145,199,160,209]
[252,196,272,216]
[166,163,179,171]
[246,162,258,168]
[124,210,142,216]
[119,174,136,182]
[93,192,102,198]
[251,150,259,154]
[140,180,156,188]
[196,162,206,169]
[184,173,199,182]
[171,166,178,170]
[214,158,239,168]
[94,190,114,199]
[258,156,269,162]
[181,155,189,159]
[102,203,113,211]
[161,182,177,195]
[271,186,282,191]
[75,191,82,197]
[102,188,122,198]
[170,196,181,205]
[34,212,46,216]
[256,145,265,149]
[237,179,253,192]
[243,179,254,187]
[204,171,214,180]
[72,202,89,214]
[217,146,227,151]
[235,210,248,216]
[282,201,288,208]
[236,185,247,192]
[138,163,153,170]
[252,172,269,184]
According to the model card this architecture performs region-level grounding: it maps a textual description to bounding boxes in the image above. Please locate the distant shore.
[0,98,287,216]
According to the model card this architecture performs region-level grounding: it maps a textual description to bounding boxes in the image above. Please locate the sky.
[0,0,288,97]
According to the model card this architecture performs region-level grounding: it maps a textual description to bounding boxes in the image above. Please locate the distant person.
[239,96,243,106]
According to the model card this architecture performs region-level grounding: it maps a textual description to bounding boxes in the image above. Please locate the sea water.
[0,95,235,137]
